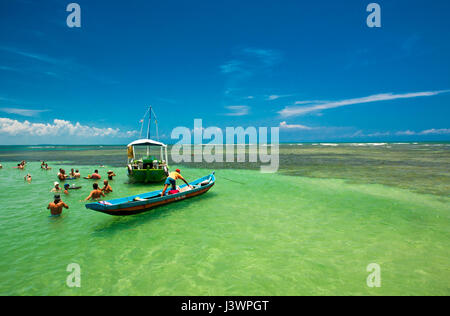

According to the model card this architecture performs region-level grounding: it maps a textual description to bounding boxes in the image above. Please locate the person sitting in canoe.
[161,169,193,197]
[85,183,105,201]
[47,195,69,216]
[101,180,113,194]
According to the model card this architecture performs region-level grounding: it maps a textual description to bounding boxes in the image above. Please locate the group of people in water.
[5,160,193,217]
[49,168,116,216]
[4,160,117,217]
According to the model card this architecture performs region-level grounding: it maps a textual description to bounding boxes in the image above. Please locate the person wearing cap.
[64,183,71,195]
[51,182,62,193]
[161,169,192,197]
[107,170,116,181]
[47,195,69,216]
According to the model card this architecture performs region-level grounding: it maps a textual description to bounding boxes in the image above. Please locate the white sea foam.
[320,143,339,147]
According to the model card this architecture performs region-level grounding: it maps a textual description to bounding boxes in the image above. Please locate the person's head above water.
[54,194,61,203]
[93,183,99,190]
[94,170,99,174]
[176,169,181,173]
[54,181,59,187]
[103,180,108,185]
[64,184,70,189]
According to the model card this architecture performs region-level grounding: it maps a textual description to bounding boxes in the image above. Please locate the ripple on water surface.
[0,162,449,295]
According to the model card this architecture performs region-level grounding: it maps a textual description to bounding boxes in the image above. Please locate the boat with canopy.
[127,106,169,183]
[85,172,215,216]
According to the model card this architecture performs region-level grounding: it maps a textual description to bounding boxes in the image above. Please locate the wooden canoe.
[85,172,215,216]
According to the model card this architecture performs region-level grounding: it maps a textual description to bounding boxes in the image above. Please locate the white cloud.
[242,48,282,67]
[361,129,450,137]
[279,90,450,117]
[0,108,49,117]
[225,105,250,116]
[220,60,242,74]
[279,121,313,130]
[396,130,416,136]
[0,118,137,138]
[419,128,450,135]
[267,94,292,101]
[220,48,282,77]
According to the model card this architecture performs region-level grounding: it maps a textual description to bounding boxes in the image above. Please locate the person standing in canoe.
[161,169,192,197]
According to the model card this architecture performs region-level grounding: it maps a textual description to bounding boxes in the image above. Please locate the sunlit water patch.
[0,162,449,295]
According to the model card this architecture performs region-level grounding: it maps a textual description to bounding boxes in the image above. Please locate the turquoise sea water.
[0,144,449,295]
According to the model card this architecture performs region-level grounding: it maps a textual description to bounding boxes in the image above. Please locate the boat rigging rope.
[139,107,151,139]
[220,176,245,185]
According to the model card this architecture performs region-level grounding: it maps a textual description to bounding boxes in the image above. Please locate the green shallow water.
[0,162,449,295]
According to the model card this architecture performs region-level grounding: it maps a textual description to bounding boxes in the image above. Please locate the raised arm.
[85,191,93,201]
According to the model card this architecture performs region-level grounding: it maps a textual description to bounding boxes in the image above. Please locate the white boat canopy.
[127,139,166,147]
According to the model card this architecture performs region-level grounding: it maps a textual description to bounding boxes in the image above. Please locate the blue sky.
[0,0,449,144]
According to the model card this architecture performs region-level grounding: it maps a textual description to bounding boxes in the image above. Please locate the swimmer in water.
[91,170,101,180]
[47,195,69,216]
[64,184,70,195]
[101,180,113,194]
[51,182,62,193]
[85,183,105,201]
[58,169,67,181]
[74,170,81,178]
[24,174,32,183]
[107,170,116,181]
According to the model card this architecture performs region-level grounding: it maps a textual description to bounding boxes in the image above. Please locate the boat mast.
[147,105,152,156]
